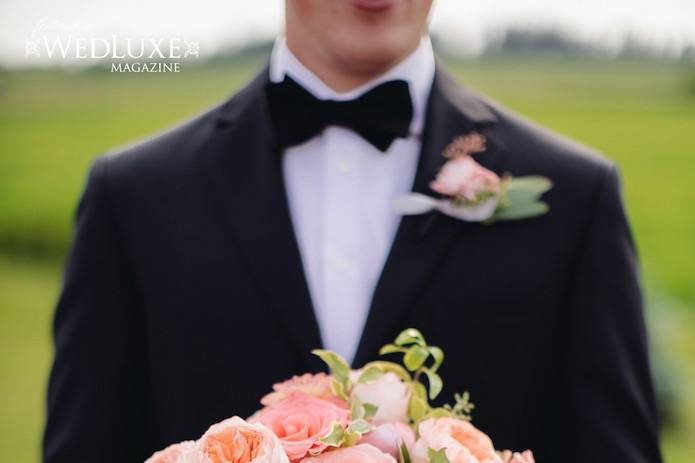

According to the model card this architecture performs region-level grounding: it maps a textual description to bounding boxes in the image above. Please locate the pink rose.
[359,422,415,459]
[191,416,290,463]
[145,441,195,463]
[430,156,500,202]
[351,372,411,425]
[300,444,397,463]
[251,393,350,462]
[261,373,336,406]
[411,418,500,463]
[496,450,535,463]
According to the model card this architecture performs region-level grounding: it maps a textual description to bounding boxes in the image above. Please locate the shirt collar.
[269,36,435,137]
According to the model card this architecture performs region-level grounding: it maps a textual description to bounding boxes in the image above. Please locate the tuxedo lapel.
[196,68,323,370]
[353,65,507,367]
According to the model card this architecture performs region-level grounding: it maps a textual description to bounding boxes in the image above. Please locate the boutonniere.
[393,132,552,223]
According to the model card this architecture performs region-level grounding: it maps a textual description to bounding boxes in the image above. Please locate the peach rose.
[251,393,350,462]
[411,418,501,463]
[496,450,535,463]
[261,373,335,406]
[359,422,415,459]
[145,441,195,463]
[430,156,500,202]
[189,416,290,463]
[351,372,410,425]
[300,444,397,463]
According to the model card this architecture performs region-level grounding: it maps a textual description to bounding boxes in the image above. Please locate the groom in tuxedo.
[44,1,662,462]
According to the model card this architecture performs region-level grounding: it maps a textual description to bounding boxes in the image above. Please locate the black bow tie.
[265,76,414,152]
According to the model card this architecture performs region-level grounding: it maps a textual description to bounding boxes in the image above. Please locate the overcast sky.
[2,0,695,66]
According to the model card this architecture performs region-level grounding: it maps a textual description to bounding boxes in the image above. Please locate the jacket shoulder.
[94,67,268,186]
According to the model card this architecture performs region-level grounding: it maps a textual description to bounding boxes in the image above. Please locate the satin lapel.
[353,65,508,367]
[196,69,323,370]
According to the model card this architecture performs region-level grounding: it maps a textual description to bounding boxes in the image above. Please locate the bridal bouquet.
[146,329,534,463]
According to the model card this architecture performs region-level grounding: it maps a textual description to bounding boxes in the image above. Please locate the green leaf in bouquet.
[347,419,373,435]
[428,448,451,463]
[361,361,411,382]
[362,402,378,419]
[332,378,349,401]
[400,443,413,463]
[358,365,385,383]
[320,421,346,447]
[411,381,428,402]
[351,397,365,420]
[404,345,429,371]
[426,407,454,419]
[424,369,443,400]
[313,349,351,399]
[312,350,350,382]
[428,346,444,372]
[379,343,407,355]
[408,394,428,422]
[395,328,426,347]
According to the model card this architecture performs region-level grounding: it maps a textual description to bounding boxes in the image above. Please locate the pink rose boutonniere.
[393,133,552,223]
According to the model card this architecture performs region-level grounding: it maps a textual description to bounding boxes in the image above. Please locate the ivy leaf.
[404,345,429,371]
[314,349,351,400]
[358,365,385,383]
[363,402,379,420]
[424,369,443,400]
[312,350,350,382]
[347,419,373,435]
[351,397,365,420]
[320,422,345,447]
[428,448,451,463]
[395,328,426,347]
[361,361,411,382]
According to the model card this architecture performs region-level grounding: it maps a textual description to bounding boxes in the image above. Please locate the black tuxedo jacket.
[44,65,662,463]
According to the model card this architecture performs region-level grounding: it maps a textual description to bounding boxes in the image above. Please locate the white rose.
[352,372,411,425]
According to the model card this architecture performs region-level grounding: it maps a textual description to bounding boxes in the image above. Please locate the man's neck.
[284,38,421,93]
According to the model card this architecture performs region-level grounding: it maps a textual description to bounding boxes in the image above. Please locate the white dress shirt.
[269,37,435,364]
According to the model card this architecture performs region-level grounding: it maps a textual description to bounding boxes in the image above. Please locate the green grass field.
[1,56,694,461]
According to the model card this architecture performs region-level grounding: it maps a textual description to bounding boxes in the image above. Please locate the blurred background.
[1,0,694,461]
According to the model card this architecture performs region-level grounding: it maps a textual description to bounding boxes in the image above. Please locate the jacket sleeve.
[559,164,662,462]
[43,157,152,462]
